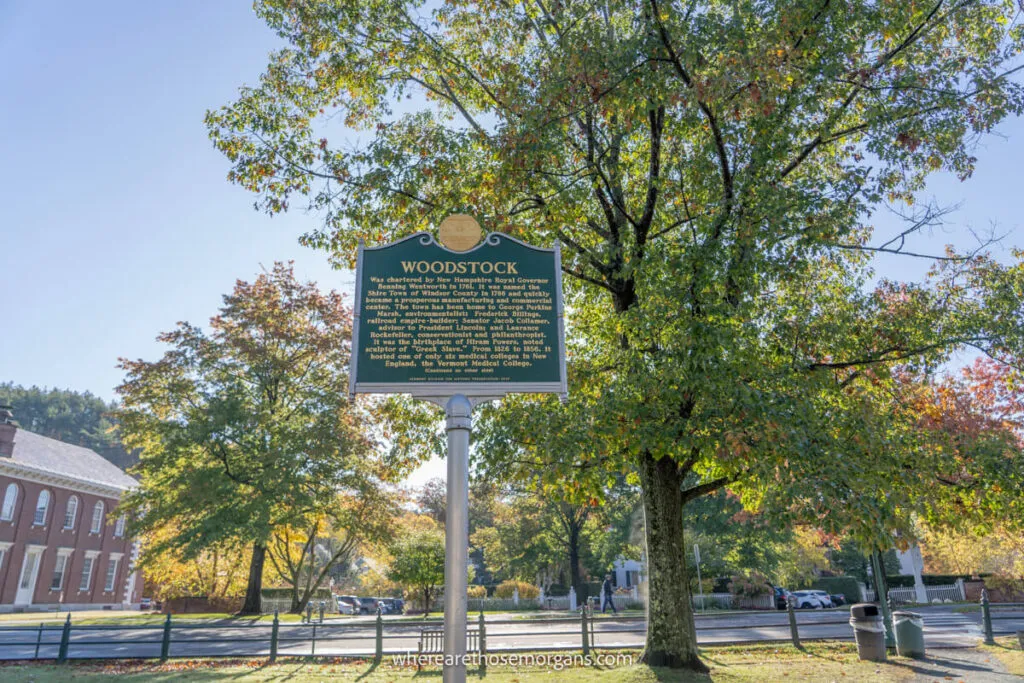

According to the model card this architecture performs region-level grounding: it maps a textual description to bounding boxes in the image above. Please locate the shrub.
[984,575,1024,600]
[583,581,602,601]
[467,585,487,599]
[494,580,539,599]
[727,572,772,599]
[812,576,862,605]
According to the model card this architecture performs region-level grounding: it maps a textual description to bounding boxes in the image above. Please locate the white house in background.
[896,545,929,603]
[612,557,644,589]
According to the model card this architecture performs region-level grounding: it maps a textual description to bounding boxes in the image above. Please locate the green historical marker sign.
[349,230,566,398]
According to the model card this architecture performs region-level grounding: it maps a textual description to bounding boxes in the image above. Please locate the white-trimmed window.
[113,514,126,538]
[0,541,11,570]
[63,496,79,530]
[33,490,51,526]
[79,552,99,592]
[104,553,123,592]
[50,549,73,591]
[1,483,17,521]
[90,501,105,534]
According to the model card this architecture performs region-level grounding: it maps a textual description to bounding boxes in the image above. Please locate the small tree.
[117,262,376,614]
[266,483,395,614]
[387,528,445,616]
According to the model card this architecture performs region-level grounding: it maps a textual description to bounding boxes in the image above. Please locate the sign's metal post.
[443,394,472,683]
[349,217,568,683]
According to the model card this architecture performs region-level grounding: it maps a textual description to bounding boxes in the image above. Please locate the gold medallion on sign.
[438,214,483,251]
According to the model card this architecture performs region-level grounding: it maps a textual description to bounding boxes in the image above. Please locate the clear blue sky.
[1,2,1022,405]
[0,1,345,399]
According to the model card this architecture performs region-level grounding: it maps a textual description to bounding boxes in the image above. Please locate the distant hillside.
[0,383,136,469]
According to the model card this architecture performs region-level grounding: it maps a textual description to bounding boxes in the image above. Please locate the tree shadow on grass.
[697,652,725,667]
[647,667,714,682]
[885,652,1000,679]
[354,658,383,681]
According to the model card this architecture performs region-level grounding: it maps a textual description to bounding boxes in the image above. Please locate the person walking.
[602,574,617,614]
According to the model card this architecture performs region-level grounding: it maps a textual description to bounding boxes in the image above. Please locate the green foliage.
[467,585,487,599]
[827,539,872,582]
[469,492,563,587]
[811,577,862,606]
[685,490,794,582]
[726,572,772,599]
[386,527,446,616]
[468,482,638,596]
[116,262,389,611]
[0,383,133,467]
[208,0,1024,665]
[883,550,903,577]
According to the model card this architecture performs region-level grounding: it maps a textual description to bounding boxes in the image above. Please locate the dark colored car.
[772,586,791,610]
[378,598,404,614]
[829,594,847,607]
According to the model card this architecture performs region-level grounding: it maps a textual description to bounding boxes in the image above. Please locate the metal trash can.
[893,611,924,658]
[849,603,887,661]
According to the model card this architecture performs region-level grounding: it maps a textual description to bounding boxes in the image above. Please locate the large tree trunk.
[568,523,582,601]
[239,542,267,615]
[638,451,707,672]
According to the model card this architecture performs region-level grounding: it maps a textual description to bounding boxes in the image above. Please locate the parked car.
[335,595,359,615]
[772,587,792,610]
[806,590,834,608]
[791,590,825,609]
[829,593,847,607]
[378,598,404,614]
[356,597,379,614]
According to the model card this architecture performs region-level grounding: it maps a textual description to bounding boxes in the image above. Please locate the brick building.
[0,409,141,611]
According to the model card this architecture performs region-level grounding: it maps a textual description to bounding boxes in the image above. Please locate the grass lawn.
[981,635,1024,676]
[953,604,981,613]
[0,642,920,681]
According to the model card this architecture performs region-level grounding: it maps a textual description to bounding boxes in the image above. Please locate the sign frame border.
[348,231,567,401]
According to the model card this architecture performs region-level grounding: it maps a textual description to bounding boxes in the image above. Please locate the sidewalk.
[900,647,1018,682]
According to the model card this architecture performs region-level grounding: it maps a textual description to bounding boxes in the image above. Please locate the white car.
[335,595,357,615]
[791,591,825,609]
[806,590,834,608]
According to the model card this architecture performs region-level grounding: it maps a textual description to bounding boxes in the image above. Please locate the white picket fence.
[468,597,541,611]
[261,597,291,614]
[542,596,571,610]
[864,583,965,604]
[589,594,646,611]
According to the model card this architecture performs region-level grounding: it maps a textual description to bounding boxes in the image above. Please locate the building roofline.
[0,458,131,499]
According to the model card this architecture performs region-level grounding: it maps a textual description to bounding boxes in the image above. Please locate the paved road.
[0,606,1020,660]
